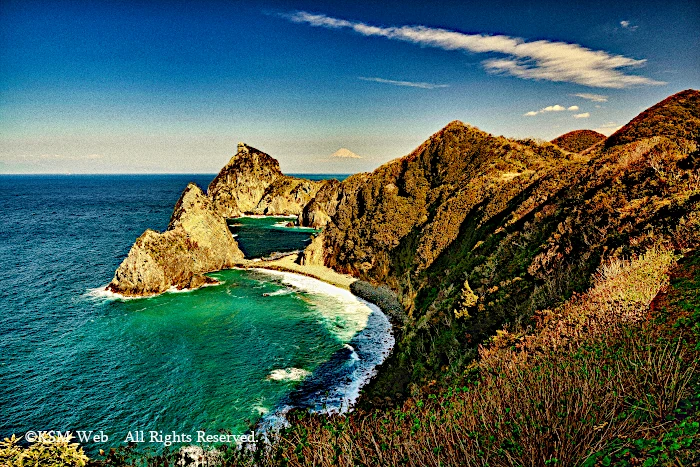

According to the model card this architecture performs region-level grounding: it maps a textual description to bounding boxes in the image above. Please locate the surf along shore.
[238,252,406,415]
[238,253,407,327]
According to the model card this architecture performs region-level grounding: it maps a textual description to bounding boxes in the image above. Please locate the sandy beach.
[238,253,357,290]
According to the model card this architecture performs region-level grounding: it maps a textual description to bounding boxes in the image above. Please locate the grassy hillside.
[323,90,700,401]
[551,129,606,153]
[241,246,700,466]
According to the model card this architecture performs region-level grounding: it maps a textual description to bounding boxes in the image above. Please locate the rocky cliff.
[107,183,244,296]
[208,142,324,217]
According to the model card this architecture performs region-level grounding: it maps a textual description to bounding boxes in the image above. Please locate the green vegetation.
[324,90,700,400]
[551,129,606,153]
[1,433,89,467]
[238,246,700,466]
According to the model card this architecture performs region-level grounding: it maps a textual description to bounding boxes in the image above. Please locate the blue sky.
[1,0,698,174]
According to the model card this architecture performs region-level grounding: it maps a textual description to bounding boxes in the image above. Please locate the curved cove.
[3,268,390,453]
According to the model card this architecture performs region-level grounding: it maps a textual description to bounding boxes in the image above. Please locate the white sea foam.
[344,343,360,361]
[84,286,144,301]
[271,221,318,231]
[253,405,269,415]
[251,269,372,341]
[233,214,297,219]
[319,303,394,414]
[85,279,222,302]
[267,368,311,381]
[264,288,295,297]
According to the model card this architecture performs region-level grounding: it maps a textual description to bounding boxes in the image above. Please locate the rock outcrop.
[297,233,325,266]
[208,143,283,217]
[298,179,340,228]
[253,176,323,216]
[208,142,324,217]
[107,183,244,296]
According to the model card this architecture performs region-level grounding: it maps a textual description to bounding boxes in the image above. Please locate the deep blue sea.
[0,174,391,454]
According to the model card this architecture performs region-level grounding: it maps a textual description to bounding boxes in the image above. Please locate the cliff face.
[107,183,244,296]
[208,143,283,217]
[253,176,323,216]
[208,142,324,217]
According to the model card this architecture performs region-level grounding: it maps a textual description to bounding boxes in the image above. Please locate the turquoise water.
[227,216,319,258]
[0,175,391,454]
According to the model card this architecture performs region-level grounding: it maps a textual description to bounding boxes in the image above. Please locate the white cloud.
[523,104,581,116]
[358,76,448,89]
[593,122,623,136]
[284,11,665,88]
[572,92,608,102]
[620,20,639,31]
[543,105,566,112]
[573,112,590,118]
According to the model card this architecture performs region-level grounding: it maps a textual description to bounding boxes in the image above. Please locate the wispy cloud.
[620,20,639,31]
[524,104,580,116]
[15,154,105,161]
[572,93,608,102]
[594,122,623,136]
[359,76,448,89]
[573,112,591,119]
[285,11,664,88]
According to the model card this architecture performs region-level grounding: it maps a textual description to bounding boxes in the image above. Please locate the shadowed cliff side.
[107,183,244,296]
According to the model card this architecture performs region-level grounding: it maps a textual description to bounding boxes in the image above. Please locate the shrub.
[0,433,89,467]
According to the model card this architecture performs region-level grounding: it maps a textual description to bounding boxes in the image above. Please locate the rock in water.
[208,142,324,217]
[208,143,282,217]
[107,183,244,296]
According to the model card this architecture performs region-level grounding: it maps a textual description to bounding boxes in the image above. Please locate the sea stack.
[208,143,325,217]
[107,183,244,296]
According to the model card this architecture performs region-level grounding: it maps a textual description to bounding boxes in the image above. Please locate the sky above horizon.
[1,0,699,174]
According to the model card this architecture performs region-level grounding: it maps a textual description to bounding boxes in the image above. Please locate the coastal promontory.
[107,183,244,296]
[208,142,325,217]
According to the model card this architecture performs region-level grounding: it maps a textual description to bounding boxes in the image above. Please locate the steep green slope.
[322,90,700,397]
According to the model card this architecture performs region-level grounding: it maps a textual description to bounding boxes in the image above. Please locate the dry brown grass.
[225,245,698,467]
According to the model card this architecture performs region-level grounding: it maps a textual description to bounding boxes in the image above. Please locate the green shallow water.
[0,175,391,455]
[73,268,371,448]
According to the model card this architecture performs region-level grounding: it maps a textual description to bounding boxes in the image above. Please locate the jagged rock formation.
[208,143,283,217]
[297,233,325,266]
[551,129,605,153]
[253,176,323,216]
[208,142,324,217]
[107,183,244,296]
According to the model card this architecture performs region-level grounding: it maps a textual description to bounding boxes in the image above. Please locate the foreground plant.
[0,433,89,467]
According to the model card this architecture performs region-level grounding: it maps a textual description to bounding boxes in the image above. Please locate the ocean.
[0,174,392,454]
